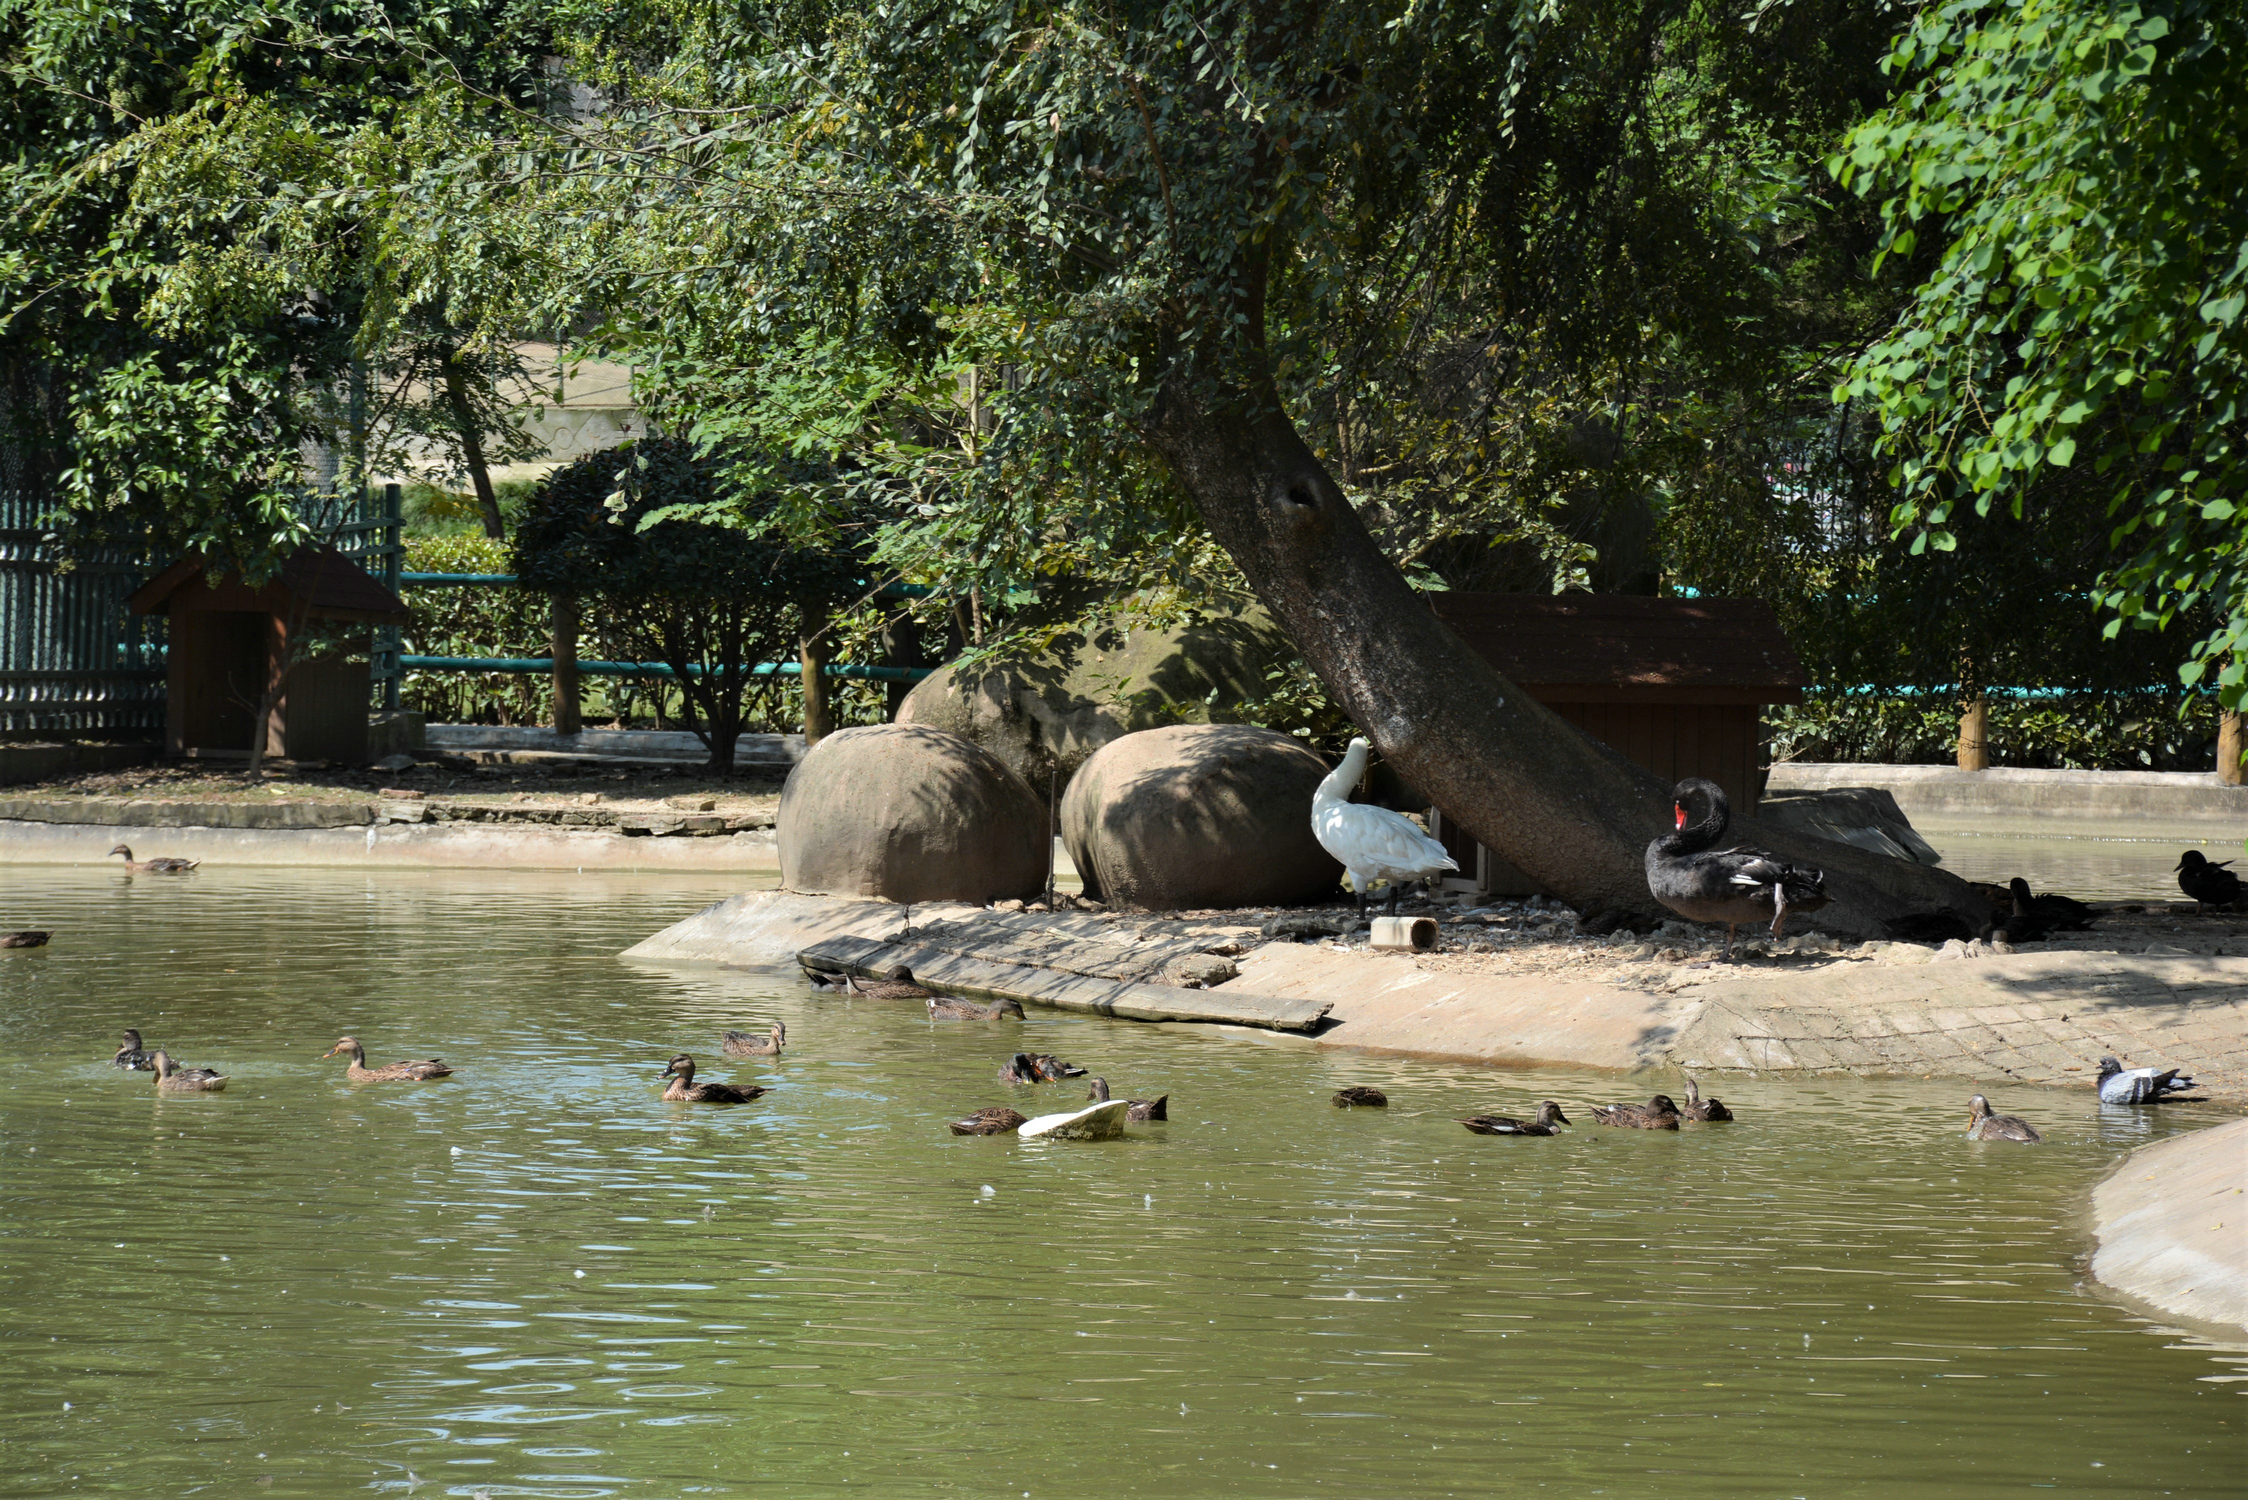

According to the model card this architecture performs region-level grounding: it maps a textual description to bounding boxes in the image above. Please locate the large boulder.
[1060,724,1342,911]
[895,604,1293,804]
[778,724,1047,903]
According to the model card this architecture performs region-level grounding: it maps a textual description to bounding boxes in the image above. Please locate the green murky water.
[0,868,2240,1498]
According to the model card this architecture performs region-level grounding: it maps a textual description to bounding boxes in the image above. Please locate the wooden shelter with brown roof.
[1423,591,1807,894]
[129,546,410,764]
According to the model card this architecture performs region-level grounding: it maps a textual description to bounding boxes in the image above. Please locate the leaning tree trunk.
[1142,357,1983,938]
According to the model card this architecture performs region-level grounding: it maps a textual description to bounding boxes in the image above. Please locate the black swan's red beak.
[1674,804,1686,830]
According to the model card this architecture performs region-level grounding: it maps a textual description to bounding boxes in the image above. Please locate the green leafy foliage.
[1771,688,2219,772]
[398,534,553,725]
[1834,0,2248,704]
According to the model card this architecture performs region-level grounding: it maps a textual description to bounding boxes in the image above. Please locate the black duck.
[1087,1076,1167,1121]
[1460,1101,1569,1136]
[661,1053,768,1104]
[1,930,49,948]
[2177,850,2243,911]
[2008,878,2095,931]
[1681,1078,1733,1122]
[1331,1086,1388,1108]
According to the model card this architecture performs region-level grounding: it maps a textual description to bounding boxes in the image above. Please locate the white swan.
[1312,737,1459,913]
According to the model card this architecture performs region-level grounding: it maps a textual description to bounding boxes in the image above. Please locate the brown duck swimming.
[1965,1093,2041,1142]
[1332,1086,1389,1108]
[948,1106,1029,1136]
[1590,1095,1682,1130]
[108,845,198,874]
[1,930,49,948]
[1461,1101,1570,1136]
[323,1037,452,1082]
[721,1022,786,1057]
[151,1050,226,1092]
[113,1028,163,1070]
[662,1054,768,1104]
[927,995,1026,1021]
[1681,1078,1734,1122]
[1087,1076,1167,1122]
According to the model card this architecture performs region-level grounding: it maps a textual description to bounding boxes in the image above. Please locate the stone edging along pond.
[0,794,774,836]
[2090,1118,2248,1334]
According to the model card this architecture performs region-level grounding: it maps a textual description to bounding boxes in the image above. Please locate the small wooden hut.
[129,547,410,764]
[1423,592,1807,894]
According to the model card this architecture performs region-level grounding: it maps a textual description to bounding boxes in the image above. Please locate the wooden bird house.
[129,547,411,764]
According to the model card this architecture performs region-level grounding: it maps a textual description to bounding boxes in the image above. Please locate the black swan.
[1645,778,1829,958]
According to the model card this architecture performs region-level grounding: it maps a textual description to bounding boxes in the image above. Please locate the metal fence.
[0,486,165,737]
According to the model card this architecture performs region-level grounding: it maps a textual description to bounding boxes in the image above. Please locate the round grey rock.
[1060,724,1342,911]
[779,725,1048,903]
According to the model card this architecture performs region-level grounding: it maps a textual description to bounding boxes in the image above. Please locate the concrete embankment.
[1770,762,2248,829]
[623,891,2248,1098]
[0,813,780,871]
[2091,1119,2248,1334]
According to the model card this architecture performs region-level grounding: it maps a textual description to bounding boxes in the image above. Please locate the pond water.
[1913,821,2244,904]
[0,868,2240,1498]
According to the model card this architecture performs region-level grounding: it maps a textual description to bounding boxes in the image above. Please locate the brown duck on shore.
[721,1022,786,1057]
[108,845,198,874]
[1681,1078,1734,1122]
[1087,1077,1167,1122]
[1461,1101,1570,1136]
[151,1050,226,1092]
[662,1054,768,1104]
[948,1106,1029,1136]
[1965,1093,2042,1142]
[927,995,1026,1021]
[1,930,49,948]
[324,1037,453,1083]
[1590,1095,1682,1130]
[1331,1086,1389,1108]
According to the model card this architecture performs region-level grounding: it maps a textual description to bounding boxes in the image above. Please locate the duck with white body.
[1312,737,1459,914]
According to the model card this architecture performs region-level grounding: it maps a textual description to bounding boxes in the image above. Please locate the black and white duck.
[1460,1101,1569,1136]
[948,1106,1029,1136]
[1086,1076,1167,1122]
[2177,851,2243,911]
[721,1022,785,1057]
[661,1054,768,1104]
[1590,1094,1682,1130]
[1681,1077,1734,1122]
[112,1028,162,1070]
[1645,778,1829,959]
[1965,1093,2041,1142]
[999,1052,1085,1084]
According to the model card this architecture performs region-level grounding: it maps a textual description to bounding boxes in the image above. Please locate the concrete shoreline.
[2090,1119,2248,1334]
[625,890,2248,1102]
[0,816,781,871]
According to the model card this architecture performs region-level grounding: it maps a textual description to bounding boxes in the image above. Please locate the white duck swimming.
[1312,737,1458,913]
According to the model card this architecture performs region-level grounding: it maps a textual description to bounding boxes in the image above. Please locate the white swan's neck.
[1316,742,1369,808]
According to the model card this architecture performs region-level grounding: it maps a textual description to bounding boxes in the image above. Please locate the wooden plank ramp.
[798,935,1332,1033]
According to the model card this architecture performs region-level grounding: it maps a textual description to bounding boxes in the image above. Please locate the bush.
[1769,690,2220,772]
[398,535,554,726]
[512,438,865,769]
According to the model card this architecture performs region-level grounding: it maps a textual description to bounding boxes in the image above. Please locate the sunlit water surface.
[0,868,2240,1498]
